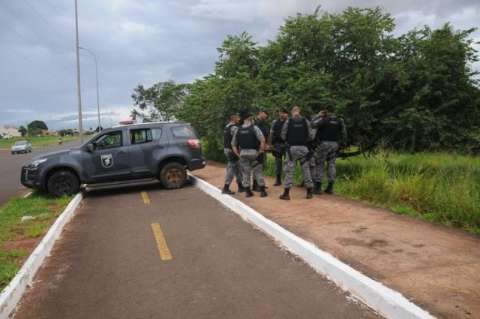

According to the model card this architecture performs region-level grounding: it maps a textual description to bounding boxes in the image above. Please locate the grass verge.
[264,151,480,234]
[0,193,71,290]
[0,135,78,149]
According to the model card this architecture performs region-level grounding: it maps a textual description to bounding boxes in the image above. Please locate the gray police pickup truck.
[21,122,206,196]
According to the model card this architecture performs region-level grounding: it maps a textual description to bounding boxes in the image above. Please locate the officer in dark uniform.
[311,110,347,194]
[252,110,269,192]
[222,113,243,194]
[232,111,267,198]
[270,109,289,186]
[280,106,314,200]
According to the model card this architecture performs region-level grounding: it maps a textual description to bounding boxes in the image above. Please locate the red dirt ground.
[194,162,480,319]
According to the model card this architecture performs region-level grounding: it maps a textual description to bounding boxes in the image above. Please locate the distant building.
[0,126,21,138]
[41,129,58,136]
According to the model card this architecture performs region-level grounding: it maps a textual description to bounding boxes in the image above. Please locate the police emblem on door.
[101,154,113,168]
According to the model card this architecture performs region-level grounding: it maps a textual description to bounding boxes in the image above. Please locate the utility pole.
[74,0,83,142]
[79,46,101,131]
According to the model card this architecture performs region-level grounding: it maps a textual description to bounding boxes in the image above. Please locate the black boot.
[260,186,268,197]
[325,182,334,194]
[306,187,313,199]
[237,181,245,193]
[245,187,254,198]
[222,184,235,195]
[279,188,290,200]
[274,175,282,186]
[313,182,322,195]
[252,179,260,192]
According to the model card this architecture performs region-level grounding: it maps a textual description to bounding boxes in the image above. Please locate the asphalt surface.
[13,184,378,319]
[0,141,80,205]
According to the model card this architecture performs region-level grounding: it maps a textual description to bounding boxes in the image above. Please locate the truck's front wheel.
[47,170,80,197]
[160,162,186,189]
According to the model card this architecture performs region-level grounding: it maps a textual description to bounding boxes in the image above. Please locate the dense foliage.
[17,126,27,137]
[132,7,480,155]
[27,120,48,136]
[263,152,480,234]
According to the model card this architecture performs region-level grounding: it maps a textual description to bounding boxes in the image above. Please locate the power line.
[1,0,72,54]
[42,0,67,17]
[22,0,58,31]
[0,6,76,98]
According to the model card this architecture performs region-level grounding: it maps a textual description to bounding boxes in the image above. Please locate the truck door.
[127,127,164,178]
[89,130,131,182]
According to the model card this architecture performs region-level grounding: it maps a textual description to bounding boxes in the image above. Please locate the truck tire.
[160,162,186,189]
[47,170,80,197]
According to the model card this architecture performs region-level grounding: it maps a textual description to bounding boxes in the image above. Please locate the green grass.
[0,135,78,149]
[0,193,71,290]
[264,151,480,234]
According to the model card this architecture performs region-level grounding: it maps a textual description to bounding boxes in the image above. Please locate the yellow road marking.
[141,191,151,205]
[151,223,173,261]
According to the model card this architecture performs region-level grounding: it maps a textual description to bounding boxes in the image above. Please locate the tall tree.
[18,126,27,137]
[131,81,189,121]
[27,120,48,136]
[135,6,480,156]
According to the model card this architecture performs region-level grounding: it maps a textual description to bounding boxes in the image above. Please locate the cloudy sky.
[1,0,479,130]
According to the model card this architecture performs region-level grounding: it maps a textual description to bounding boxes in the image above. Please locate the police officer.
[311,110,347,194]
[232,111,268,198]
[270,109,289,186]
[222,113,243,194]
[252,110,269,192]
[280,106,314,200]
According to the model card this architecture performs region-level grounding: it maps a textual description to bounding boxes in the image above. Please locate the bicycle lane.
[12,184,379,319]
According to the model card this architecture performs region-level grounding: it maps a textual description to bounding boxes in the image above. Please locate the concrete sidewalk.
[194,162,480,319]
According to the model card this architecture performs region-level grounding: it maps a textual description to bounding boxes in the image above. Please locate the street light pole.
[79,46,101,131]
[74,0,83,142]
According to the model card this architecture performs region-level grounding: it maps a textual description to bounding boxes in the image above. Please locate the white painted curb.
[0,193,83,319]
[191,175,435,319]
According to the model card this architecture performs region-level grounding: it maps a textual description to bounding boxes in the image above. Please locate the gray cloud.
[0,0,478,130]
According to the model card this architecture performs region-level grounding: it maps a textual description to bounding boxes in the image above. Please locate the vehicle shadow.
[83,177,196,199]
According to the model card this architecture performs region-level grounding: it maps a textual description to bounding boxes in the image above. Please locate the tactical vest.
[237,125,260,150]
[316,117,342,142]
[271,119,285,144]
[286,118,309,146]
[256,121,269,141]
[223,123,235,149]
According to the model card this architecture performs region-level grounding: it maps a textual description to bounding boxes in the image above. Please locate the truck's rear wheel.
[47,170,80,197]
[160,162,186,189]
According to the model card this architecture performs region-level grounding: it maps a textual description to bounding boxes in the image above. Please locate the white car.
[11,140,32,154]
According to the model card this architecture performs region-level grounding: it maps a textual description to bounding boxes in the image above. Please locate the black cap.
[279,108,289,114]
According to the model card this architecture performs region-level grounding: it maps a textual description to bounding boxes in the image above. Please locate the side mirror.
[86,143,95,153]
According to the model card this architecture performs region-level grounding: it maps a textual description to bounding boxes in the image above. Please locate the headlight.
[30,158,47,168]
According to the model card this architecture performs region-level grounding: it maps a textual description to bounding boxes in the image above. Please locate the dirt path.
[13,184,378,319]
[194,162,480,319]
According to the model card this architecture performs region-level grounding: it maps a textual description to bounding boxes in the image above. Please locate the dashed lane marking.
[141,191,151,205]
[151,223,173,261]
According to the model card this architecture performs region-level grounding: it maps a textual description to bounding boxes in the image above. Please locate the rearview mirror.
[86,143,95,153]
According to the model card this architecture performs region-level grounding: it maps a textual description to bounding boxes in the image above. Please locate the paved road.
[0,141,80,205]
[13,184,378,319]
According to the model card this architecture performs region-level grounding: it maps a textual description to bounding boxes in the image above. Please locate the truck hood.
[33,148,80,160]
